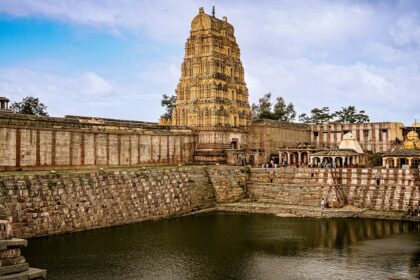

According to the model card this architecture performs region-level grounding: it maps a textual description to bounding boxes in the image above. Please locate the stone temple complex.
[0,8,418,277]
[0,7,418,170]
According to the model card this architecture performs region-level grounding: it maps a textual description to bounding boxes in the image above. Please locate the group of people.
[261,160,307,169]
[261,160,358,169]
[407,207,420,217]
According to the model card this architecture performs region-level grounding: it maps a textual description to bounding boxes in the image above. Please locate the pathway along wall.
[0,113,195,171]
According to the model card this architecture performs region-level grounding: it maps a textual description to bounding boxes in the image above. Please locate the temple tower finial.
[212,6,215,17]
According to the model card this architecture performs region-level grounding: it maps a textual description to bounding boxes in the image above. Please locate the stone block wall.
[0,165,418,239]
[248,120,311,165]
[0,166,215,238]
[331,168,420,211]
[247,168,337,207]
[0,113,196,171]
[246,168,420,211]
[206,166,247,203]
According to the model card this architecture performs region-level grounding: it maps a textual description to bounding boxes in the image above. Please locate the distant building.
[0,97,11,113]
[309,133,367,167]
[382,130,420,168]
[311,122,404,153]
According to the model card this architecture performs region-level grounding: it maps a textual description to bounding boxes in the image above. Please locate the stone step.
[0,267,46,280]
[0,263,29,276]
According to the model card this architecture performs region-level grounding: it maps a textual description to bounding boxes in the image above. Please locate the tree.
[298,107,334,124]
[10,97,48,116]
[252,93,296,121]
[334,106,370,123]
[310,107,334,124]
[251,92,274,119]
[298,113,312,123]
[160,94,176,119]
[273,97,296,121]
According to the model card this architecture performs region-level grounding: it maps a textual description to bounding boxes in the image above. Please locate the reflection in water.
[23,213,420,280]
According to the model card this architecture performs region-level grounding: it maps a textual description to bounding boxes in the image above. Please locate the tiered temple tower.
[172,7,251,127]
[170,7,252,163]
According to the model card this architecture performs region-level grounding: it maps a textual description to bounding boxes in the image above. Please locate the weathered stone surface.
[0,267,46,280]
[0,256,25,267]
[0,112,196,171]
[1,166,418,240]
[171,8,251,128]
[246,167,420,211]
[0,240,27,251]
[1,166,216,238]
[0,249,20,260]
[0,221,12,241]
[0,263,28,276]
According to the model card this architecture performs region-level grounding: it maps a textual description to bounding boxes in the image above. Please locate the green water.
[23,213,420,280]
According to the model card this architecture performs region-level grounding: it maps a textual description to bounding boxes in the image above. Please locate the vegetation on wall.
[252,93,369,124]
[160,94,176,119]
[10,96,49,116]
[299,106,370,124]
[251,93,296,122]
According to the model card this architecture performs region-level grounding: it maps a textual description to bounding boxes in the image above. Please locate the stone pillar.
[408,158,412,167]
[287,152,291,164]
[0,220,47,279]
[297,152,302,164]
[332,156,336,168]
[393,158,397,168]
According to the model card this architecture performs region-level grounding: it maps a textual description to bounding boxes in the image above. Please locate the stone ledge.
[0,263,29,276]
[0,267,46,280]
[0,240,27,251]
[216,202,420,221]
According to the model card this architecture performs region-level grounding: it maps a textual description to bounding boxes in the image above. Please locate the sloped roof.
[310,149,359,157]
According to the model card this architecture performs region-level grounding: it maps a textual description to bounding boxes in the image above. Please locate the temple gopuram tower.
[171,7,252,163]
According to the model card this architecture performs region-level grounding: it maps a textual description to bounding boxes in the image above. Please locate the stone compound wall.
[0,113,196,171]
[248,120,311,165]
[0,166,215,238]
[247,168,420,211]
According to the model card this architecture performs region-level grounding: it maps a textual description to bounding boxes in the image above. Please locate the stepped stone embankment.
[0,166,418,239]
[0,166,217,238]
[246,167,420,212]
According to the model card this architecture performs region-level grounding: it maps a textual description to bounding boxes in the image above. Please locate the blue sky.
[0,0,419,125]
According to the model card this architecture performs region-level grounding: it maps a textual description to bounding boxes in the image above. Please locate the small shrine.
[382,130,420,168]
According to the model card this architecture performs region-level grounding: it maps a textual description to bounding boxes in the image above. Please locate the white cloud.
[0,67,171,121]
[390,14,420,47]
[81,71,114,96]
[246,58,420,124]
[0,0,419,124]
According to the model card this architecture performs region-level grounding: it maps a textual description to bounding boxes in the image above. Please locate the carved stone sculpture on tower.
[171,7,251,128]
